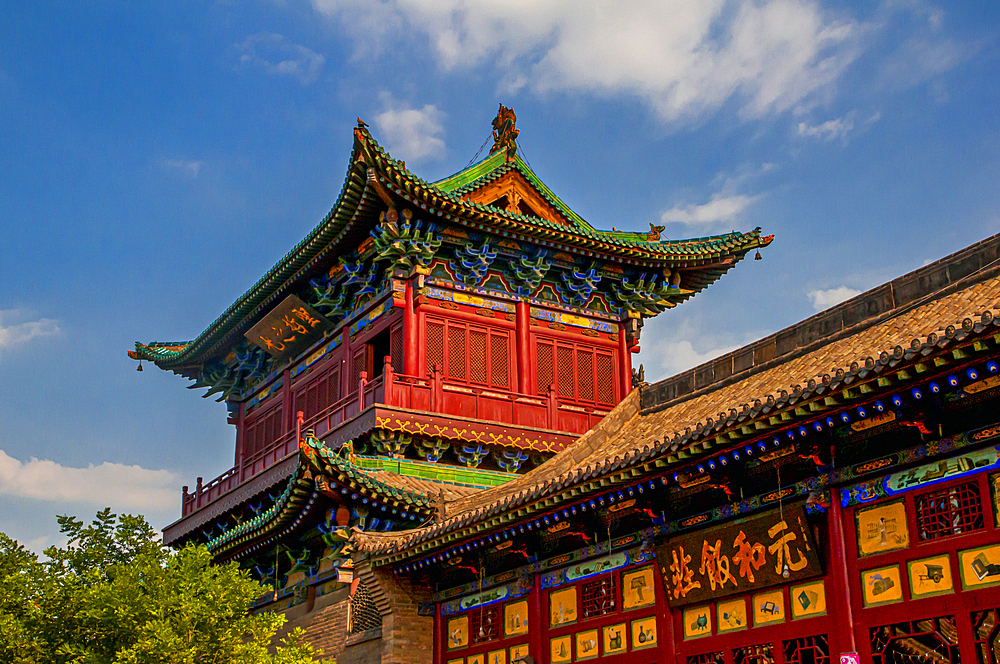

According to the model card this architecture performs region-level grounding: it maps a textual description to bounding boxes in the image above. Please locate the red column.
[529,572,543,662]
[435,602,445,664]
[281,368,293,434]
[516,300,530,394]
[234,401,246,468]
[404,278,418,376]
[618,322,632,399]
[341,323,351,398]
[829,487,857,655]
[654,562,677,664]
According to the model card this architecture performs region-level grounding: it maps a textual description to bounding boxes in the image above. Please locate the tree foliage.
[0,509,319,664]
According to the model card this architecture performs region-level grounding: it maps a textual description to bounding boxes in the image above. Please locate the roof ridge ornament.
[489,104,519,161]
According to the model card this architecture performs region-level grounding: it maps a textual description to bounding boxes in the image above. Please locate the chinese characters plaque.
[246,295,334,361]
[656,504,822,607]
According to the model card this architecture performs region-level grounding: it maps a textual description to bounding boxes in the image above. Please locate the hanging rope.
[273,543,280,601]
[465,133,492,168]
[515,138,533,170]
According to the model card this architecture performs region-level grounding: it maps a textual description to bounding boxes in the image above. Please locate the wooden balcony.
[179,358,611,518]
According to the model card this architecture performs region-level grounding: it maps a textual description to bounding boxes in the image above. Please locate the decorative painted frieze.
[612,272,678,316]
[371,208,442,272]
[509,251,551,297]
[450,239,497,286]
[558,262,602,307]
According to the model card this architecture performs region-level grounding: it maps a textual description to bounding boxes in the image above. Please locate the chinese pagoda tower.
[131,106,771,659]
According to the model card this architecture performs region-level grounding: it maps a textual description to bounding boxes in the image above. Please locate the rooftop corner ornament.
[490,104,519,160]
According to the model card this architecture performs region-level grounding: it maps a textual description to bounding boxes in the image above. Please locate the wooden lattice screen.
[784,635,830,664]
[470,604,501,644]
[348,583,382,634]
[915,480,984,541]
[581,574,618,619]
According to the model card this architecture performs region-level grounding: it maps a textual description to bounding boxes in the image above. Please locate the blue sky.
[1,0,998,550]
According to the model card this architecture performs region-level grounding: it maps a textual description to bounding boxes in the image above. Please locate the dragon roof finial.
[489,104,519,160]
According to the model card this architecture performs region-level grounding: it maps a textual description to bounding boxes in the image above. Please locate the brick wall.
[268,586,350,661]
[354,556,434,664]
[262,560,433,664]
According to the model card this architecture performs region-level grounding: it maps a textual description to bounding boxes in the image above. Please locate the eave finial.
[489,104,519,160]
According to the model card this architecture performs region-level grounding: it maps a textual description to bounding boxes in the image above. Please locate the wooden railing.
[181,358,610,517]
[382,359,609,435]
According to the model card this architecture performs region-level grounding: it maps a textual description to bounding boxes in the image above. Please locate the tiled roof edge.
[641,231,1000,414]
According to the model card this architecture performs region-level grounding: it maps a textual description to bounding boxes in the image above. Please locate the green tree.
[0,509,320,664]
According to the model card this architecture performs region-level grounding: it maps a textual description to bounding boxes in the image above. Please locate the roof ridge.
[641,230,1000,414]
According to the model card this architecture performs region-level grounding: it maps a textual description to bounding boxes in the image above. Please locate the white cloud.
[654,338,741,377]
[162,159,202,178]
[0,450,180,512]
[797,110,880,141]
[807,286,861,310]
[661,193,760,225]
[236,33,325,85]
[637,317,747,381]
[313,0,864,125]
[661,161,775,225]
[373,94,446,162]
[873,1,975,96]
[0,309,59,350]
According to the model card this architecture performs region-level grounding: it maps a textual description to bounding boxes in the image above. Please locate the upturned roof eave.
[175,437,439,556]
[133,123,772,369]
[132,131,377,368]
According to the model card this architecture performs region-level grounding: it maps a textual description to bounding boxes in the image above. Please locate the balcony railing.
[180,358,611,517]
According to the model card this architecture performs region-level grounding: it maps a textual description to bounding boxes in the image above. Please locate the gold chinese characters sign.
[246,295,334,361]
[656,504,822,607]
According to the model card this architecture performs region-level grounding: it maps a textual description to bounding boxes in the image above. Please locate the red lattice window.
[596,352,614,404]
[470,330,488,383]
[470,604,501,644]
[785,636,830,664]
[243,405,283,459]
[427,321,444,371]
[581,574,618,619]
[537,342,554,395]
[296,373,330,421]
[870,616,961,664]
[973,607,1000,664]
[389,322,404,373]
[535,337,616,404]
[915,480,984,541]
[734,643,774,664]
[352,348,366,385]
[427,317,511,388]
[557,346,574,397]
[689,653,725,664]
[577,349,594,401]
[328,366,340,404]
[447,326,467,380]
[491,334,509,387]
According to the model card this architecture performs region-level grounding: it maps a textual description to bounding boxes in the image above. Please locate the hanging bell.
[137,361,143,372]
[755,250,763,261]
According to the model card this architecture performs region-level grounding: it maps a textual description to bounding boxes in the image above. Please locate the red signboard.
[246,295,334,360]
[655,504,822,607]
